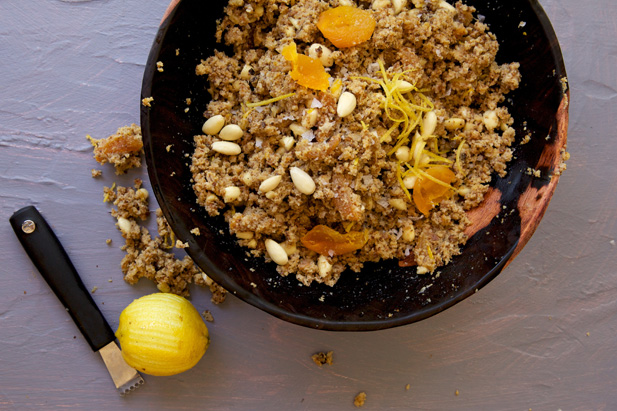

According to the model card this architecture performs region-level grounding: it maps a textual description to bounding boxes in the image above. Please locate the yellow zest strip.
[343,221,355,232]
[408,167,459,194]
[245,92,296,108]
[427,244,434,260]
[360,120,369,131]
[422,150,453,164]
[455,139,466,174]
[397,162,412,201]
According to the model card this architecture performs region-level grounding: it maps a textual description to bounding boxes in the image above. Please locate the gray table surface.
[1,0,614,409]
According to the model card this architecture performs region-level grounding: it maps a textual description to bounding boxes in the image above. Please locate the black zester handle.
[9,206,115,351]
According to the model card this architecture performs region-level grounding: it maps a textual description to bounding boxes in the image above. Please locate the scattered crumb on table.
[202,310,214,322]
[91,286,98,294]
[87,124,143,175]
[142,97,154,107]
[311,351,333,367]
[353,392,366,408]
[91,169,102,178]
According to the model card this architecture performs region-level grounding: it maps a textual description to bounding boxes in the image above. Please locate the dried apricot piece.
[317,6,376,48]
[412,166,456,216]
[282,42,330,91]
[301,225,368,256]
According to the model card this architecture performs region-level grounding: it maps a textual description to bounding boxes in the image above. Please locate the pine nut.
[403,175,417,189]
[157,283,171,293]
[396,79,414,93]
[223,186,241,203]
[259,175,282,192]
[117,217,131,234]
[389,198,407,211]
[290,167,316,195]
[337,92,357,117]
[281,136,295,150]
[219,124,244,141]
[483,110,499,131]
[318,255,332,278]
[236,231,254,240]
[421,111,437,138]
[308,43,334,67]
[212,141,241,155]
[392,0,405,14]
[241,172,254,186]
[444,117,465,131]
[240,64,253,80]
[395,146,411,162]
[265,239,289,265]
[290,122,308,137]
[202,115,225,135]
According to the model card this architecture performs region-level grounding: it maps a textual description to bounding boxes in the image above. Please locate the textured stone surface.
[0,0,614,409]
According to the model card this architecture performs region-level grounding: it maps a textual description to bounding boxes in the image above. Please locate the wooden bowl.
[140,0,569,330]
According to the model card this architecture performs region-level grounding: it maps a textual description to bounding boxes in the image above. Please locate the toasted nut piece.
[483,110,499,131]
[395,146,411,162]
[117,217,131,234]
[444,118,466,131]
[290,122,308,136]
[240,64,253,80]
[402,224,415,242]
[157,283,171,293]
[303,108,319,129]
[281,136,295,151]
[396,79,414,93]
[136,188,149,200]
[290,167,316,195]
[236,231,254,240]
[265,239,288,265]
[223,186,241,203]
[219,124,244,141]
[241,172,254,186]
[439,0,456,12]
[259,175,282,193]
[318,255,332,278]
[389,198,407,211]
[247,239,257,248]
[403,175,417,189]
[212,141,241,155]
[417,266,430,275]
[337,92,357,117]
[308,43,334,67]
[421,111,437,138]
[202,115,225,135]
[392,0,405,13]
[265,191,277,200]
[281,241,297,256]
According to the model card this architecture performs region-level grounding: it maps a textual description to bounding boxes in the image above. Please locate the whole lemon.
[115,293,209,376]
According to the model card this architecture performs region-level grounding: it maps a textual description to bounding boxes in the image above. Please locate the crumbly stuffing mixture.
[104,180,227,303]
[87,124,143,175]
[311,350,333,366]
[191,0,520,285]
[354,391,367,408]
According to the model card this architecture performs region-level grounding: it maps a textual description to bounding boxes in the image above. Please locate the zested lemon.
[115,293,209,376]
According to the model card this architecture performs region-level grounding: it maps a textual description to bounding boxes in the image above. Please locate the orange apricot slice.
[301,225,368,256]
[317,6,376,48]
[412,166,456,216]
[282,42,330,92]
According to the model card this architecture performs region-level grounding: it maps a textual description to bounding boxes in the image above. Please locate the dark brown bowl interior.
[140,0,568,331]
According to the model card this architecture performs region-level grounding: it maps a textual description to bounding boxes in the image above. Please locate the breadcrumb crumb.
[353,392,366,408]
[311,351,333,366]
[142,97,154,107]
[87,124,143,175]
[91,169,102,178]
